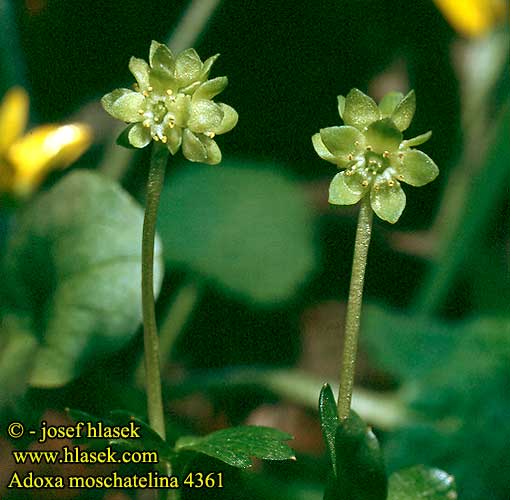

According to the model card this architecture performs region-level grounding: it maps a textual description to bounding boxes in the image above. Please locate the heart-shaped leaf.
[1,171,163,388]
[157,161,316,306]
[174,425,295,468]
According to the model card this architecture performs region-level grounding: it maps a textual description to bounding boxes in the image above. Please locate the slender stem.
[337,196,373,420]
[136,278,201,387]
[142,142,168,440]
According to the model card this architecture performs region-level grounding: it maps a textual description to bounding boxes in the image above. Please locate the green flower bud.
[101,41,238,165]
[312,88,438,223]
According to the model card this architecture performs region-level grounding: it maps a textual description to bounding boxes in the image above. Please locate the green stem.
[142,142,168,440]
[337,196,373,420]
[136,278,201,387]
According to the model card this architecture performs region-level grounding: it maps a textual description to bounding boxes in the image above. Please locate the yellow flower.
[0,87,92,198]
[434,0,508,37]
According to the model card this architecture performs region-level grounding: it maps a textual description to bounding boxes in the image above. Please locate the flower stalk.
[141,142,168,440]
[337,196,373,420]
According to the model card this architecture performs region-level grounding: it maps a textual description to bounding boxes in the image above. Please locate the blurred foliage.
[363,306,510,500]
[158,161,316,306]
[0,1,508,499]
[0,171,163,391]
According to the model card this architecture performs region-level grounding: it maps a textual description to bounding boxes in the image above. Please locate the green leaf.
[157,161,316,305]
[193,76,228,101]
[343,89,380,130]
[388,466,457,500]
[174,426,295,468]
[330,411,388,500]
[365,118,403,154]
[1,171,164,387]
[318,384,339,473]
[329,171,365,205]
[379,92,404,116]
[101,88,145,123]
[320,126,364,158]
[399,150,439,186]
[391,90,416,131]
[370,180,406,223]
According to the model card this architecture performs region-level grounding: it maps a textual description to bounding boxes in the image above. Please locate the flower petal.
[365,118,402,154]
[193,76,228,101]
[7,123,91,196]
[320,126,364,159]
[312,133,337,165]
[182,129,207,163]
[378,91,404,116]
[175,48,203,85]
[402,130,432,148]
[370,181,406,223]
[399,149,439,186]
[214,103,238,134]
[329,171,365,205]
[101,89,145,123]
[149,41,175,73]
[391,90,415,131]
[127,122,152,148]
[166,127,182,155]
[343,88,380,130]
[0,87,29,154]
[188,100,224,134]
[200,54,220,80]
[128,57,150,90]
[337,95,346,119]
[201,136,222,165]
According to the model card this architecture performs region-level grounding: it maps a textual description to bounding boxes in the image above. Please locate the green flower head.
[312,89,438,223]
[101,41,238,165]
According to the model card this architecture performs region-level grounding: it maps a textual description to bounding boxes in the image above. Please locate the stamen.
[398,174,404,181]
[138,109,144,115]
[347,154,353,161]
[387,180,395,187]
[147,86,153,92]
[383,151,390,158]
[153,135,159,142]
[366,145,372,151]
[161,135,168,143]
[143,120,151,128]
[166,89,173,95]
[142,91,149,97]
[361,180,369,187]
[398,152,404,159]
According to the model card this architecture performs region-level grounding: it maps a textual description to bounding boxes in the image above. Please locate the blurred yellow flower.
[434,0,508,37]
[0,87,92,198]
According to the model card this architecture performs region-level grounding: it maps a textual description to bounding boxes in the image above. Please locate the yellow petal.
[6,123,92,197]
[0,87,29,154]
[434,0,508,37]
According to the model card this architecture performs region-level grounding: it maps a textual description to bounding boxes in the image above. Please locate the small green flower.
[101,41,238,165]
[313,89,438,223]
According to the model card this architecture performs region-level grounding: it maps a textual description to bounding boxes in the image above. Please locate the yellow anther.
[369,159,377,165]
[372,170,377,175]
[347,154,353,161]
[388,180,395,187]
[361,180,369,187]
[398,174,404,181]
[147,86,153,92]
[354,141,360,146]
[366,145,372,151]
[374,185,380,191]
[345,170,352,176]
[153,135,159,142]
[398,152,404,159]
[161,135,168,143]
[143,120,151,128]
[142,91,149,97]
[383,151,390,158]
[166,89,173,95]
[138,109,144,115]
[168,121,175,129]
